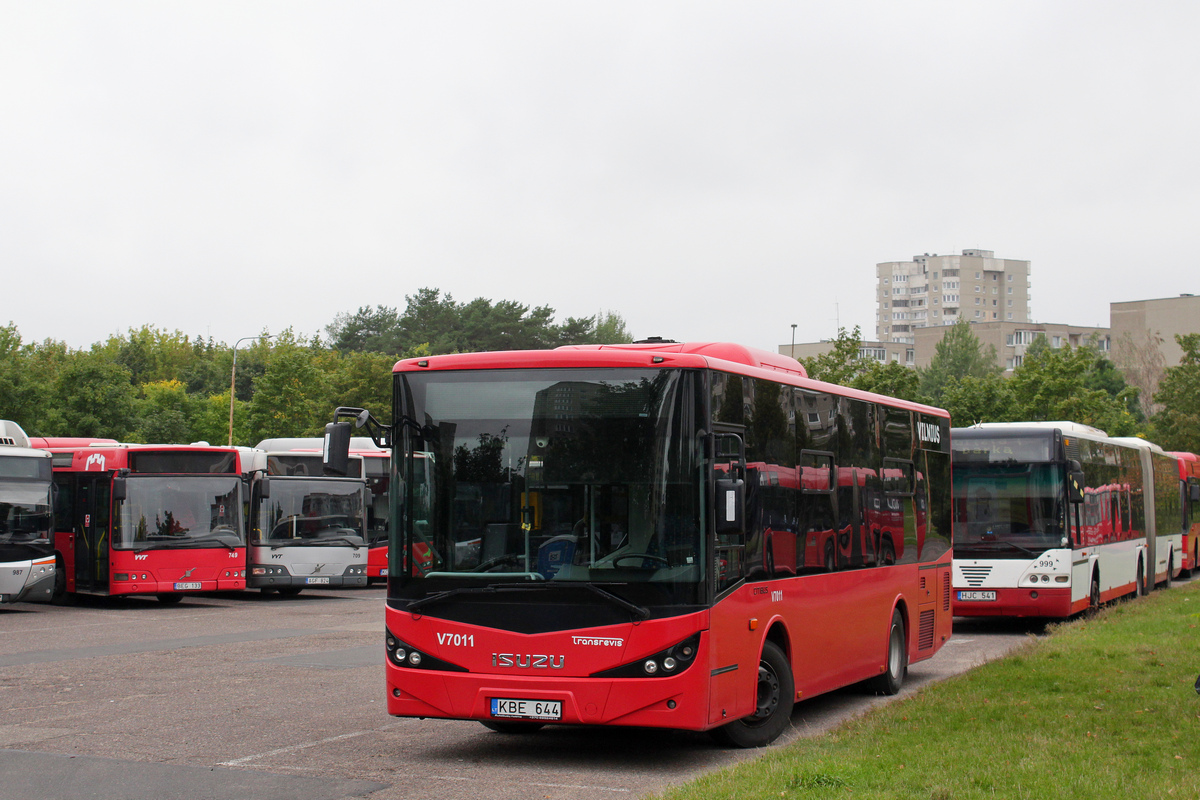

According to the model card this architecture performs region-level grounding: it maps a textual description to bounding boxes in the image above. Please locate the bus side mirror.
[112,476,127,502]
[1191,483,1199,503]
[1067,460,1084,504]
[258,475,270,499]
[324,421,352,476]
[715,475,745,535]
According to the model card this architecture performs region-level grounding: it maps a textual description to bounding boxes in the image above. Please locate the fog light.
[408,651,422,666]
[644,660,658,675]
[663,657,678,671]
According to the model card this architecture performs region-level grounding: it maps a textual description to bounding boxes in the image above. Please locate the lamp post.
[790,324,797,358]
[228,334,273,446]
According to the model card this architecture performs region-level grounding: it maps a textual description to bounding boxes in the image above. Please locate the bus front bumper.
[953,586,1073,618]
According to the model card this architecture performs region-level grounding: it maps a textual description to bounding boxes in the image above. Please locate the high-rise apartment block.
[876,249,1031,344]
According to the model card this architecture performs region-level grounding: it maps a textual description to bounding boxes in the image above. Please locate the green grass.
[656,580,1200,800]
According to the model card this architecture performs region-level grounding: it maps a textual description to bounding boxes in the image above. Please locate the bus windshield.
[953,462,1066,557]
[395,367,703,604]
[255,479,366,548]
[0,482,53,545]
[116,476,244,550]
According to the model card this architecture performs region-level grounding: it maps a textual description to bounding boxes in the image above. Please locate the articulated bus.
[0,421,56,604]
[325,340,954,747]
[34,441,247,604]
[952,423,1185,618]
[245,443,369,594]
[1166,451,1199,576]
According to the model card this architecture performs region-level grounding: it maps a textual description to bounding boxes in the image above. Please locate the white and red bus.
[952,423,1185,618]
[34,440,247,604]
[325,340,954,747]
[1165,451,1199,577]
[0,421,56,604]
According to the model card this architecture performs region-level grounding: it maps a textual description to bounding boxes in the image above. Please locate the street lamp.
[790,324,797,358]
[229,334,273,445]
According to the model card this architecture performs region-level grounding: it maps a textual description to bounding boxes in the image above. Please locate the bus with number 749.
[32,440,248,604]
[323,340,954,747]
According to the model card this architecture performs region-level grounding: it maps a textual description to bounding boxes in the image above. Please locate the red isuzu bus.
[34,440,247,603]
[325,340,954,746]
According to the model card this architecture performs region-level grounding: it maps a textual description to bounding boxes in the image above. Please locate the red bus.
[35,441,247,603]
[325,340,953,746]
[1167,451,1199,576]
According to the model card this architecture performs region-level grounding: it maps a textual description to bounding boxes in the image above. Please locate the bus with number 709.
[323,340,954,747]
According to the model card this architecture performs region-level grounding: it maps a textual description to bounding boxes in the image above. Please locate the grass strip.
[656,579,1200,800]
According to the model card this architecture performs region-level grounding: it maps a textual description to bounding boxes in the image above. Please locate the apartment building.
[876,249,1031,344]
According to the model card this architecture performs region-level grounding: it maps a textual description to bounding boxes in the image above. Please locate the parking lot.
[0,586,1038,800]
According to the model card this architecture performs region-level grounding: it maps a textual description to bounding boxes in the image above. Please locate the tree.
[939,373,1014,427]
[246,332,331,441]
[1112,328,1167,420]
[852,359,921,402]
[1151,333,1200,452]
[917,320,999,406]
[799,327,872,386]
[132,380,200,444]
[1006,336,1141,436]
[42,352,137,438]
[325,305,405,355]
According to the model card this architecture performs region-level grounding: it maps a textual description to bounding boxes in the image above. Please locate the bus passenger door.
[74,476,111,592]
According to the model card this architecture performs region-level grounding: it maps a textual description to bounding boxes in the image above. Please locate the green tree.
[1151,333,1200,452]
[1007,336,1141,436]
[246,332,331,441]
[130,380,200,444]
[799,327,872,386]
[917,320,1000,405]
[42,351,137,438]
[852,359,921,403]
[325,305,405,355]
[939,373,1014,427]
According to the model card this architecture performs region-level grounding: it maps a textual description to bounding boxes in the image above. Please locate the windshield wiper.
[586,584,650,621]
[307,536,365,549]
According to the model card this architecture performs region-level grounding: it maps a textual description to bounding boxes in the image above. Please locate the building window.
[1007,287,1013,294]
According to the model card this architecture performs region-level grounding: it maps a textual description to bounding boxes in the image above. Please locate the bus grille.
[959,566,992,586]
[918,609,935,650]
[943,571,951,612]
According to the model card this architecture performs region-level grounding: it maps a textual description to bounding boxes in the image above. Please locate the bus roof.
[953,421,1110,438]
[392,342,950,420]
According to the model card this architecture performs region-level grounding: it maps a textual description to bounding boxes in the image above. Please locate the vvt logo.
[85,453,106,471]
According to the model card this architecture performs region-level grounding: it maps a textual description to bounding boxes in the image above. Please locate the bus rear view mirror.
[324,422,352,476]
[1067,460,1085,504]
[112,476,127,502]
[258,475,271,499]
[1191,483,1200,503]
[715,475,745,535]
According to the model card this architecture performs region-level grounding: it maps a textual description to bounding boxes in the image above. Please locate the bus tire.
[50,554,74,606]
[1087,571,1101,615]
[868,609,907,695]
[710,640,794,748]
[479,720,545,734]
[1135,558,1145,597]
[156,594,183,605]
[1164,552,1173,589]
[277,587,303,597]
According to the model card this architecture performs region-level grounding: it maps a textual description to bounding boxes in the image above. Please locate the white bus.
[952,422,1184,618]
[245,444,369,595]
[0,421,56,604]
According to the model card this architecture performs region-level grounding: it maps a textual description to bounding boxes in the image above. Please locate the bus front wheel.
[710,640,794,748]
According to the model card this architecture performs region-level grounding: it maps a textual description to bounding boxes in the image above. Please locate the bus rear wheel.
[1087,572,1101,615]
[710,640,794,748]
[868,609,907,695]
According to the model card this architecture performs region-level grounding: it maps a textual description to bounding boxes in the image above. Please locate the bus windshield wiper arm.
[586,584,650,621]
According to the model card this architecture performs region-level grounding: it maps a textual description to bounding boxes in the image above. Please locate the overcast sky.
[3,1,1198,354]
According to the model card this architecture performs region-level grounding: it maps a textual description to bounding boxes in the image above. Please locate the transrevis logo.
[571,636,624,647]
